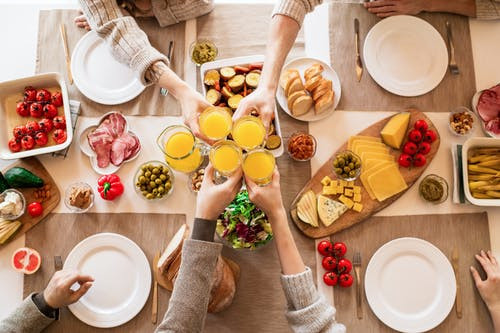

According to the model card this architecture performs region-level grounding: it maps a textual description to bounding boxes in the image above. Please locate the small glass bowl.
[64,182,94,213]
[189,39,218,66]
[419,174,449,204]
[187,160,208,195]
[287,132,317,162]
[133,161,174,201]
[448,107,476,137]
[0,189,26,220]
[333,150,362,181]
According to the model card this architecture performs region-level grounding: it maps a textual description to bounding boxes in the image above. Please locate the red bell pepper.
[97,174,124,201]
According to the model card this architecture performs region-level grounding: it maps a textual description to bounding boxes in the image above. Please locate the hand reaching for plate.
[233,87,275,131]
[364,0,426,18]
[74,12,91,31]
[43,269,94,309]
[471,250,500,313]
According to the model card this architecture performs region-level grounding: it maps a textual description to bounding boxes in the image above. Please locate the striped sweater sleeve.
[272,0,324,27]
[78,0,169,85]
[476,0,500,19]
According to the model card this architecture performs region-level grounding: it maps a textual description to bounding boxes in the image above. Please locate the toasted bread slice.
[286,78,305,97]
[292,95,313,116]
[305,75,322,92]
[315,90,334,114]
[304,63,324,81]
[287,90,307,110]
[280,69,300,90]
[312,86,330,103]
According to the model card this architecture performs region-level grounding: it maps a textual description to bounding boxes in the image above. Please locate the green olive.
[158,186,165,194]
[355,162,361,168]
[165,182,172,191]
[141,165,148,171]
[335,167,343,175]
[147,185,152,191]
[149,181,157,188]
[146,193,154,200]
[155,178,162,185]
[349,170,356,177]
[136,182,141,187]
[150,174,157,181]
[338,158,345,166]
[152,188,158,195]
[152,168,160,174]
[344,166,351,172]
[348,162,354,169]
[142,190,148,196]
[145,171,152,178]
[160,174,167,181]
[138,176,146,184]
[140,185,146,191]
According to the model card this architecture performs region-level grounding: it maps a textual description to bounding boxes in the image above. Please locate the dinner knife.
[160,41,175,96]
[354,18,363,82]
[59,24,73,85]
[452,248,463,318]
[152,251,160,324]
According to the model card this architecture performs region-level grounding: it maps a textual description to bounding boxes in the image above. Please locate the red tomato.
[53,116,66,129]
[8,138,21,152]
[317,240,333,257]
[333,242,347,258]
[402,142,418,155]
[51,91,63,107]
[21,135,35,150]
[414,119,428,132]
[52,129,67,144]
[29,102,43,118]
[323,271,338,286]
[322,256,337,271]
[16,101,30,117]
[423,130,437,143]
[413,153,427,167]
[26,121,40,135]
[27,202,43,217]
[337,258,352,274]
[42,104,58,119]
[418,142,431,155]
[13,125,28,138]
[36,89,51,103]
[23,86,37,102]
[38,118,53,133]
[408,129,423,143]
[339,273,354,288]
[35,132,48,146]
[398,153,412,168]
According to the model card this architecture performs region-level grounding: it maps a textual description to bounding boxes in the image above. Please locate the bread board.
[1,157,60,246]
[290,109,440,238]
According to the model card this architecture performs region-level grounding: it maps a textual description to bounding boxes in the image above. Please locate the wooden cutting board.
[1,157,60,246]
[290,109,440,238]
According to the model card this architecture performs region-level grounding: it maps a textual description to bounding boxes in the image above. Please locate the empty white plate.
[71,31,145,105]
[64,233,151,328]
[365,237,456,333]
[364,15,448,97]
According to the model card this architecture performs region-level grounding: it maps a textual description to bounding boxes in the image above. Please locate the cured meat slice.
[477,86,500,122]
[485,118,500,134]
[110,133,141,166]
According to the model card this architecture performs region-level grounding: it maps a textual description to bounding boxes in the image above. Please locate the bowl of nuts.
[449,107,475,137]
[333,150,362,181]
[134,161,174,201]
[189,165,207,194]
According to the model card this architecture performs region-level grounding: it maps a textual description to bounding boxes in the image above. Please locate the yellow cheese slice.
[297,190,318,227]
[367,164,408,202]
[304,191,319,226]
[360,152,394,164]
[360,161,395,200]
[350,140,387,152]
[353,144,389,157]
[348,135,381,150]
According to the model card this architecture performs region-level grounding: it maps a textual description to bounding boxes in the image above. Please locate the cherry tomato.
[13,125,28,138]
[337,258,352,274]
[52,129,67,144]
[42,104,58,119]
[36,89,51,103]
[402,142,418,155]
[413,153,427,167]
[51,91,63,107]
[322,256,337,271]
[16,101,30,117]
[21,135,35,150]
[38,118,53,133]
[35,132,48,146]
[398,153,412,168]
[408,129,423,143]
[23,86,37,102]
[339,273,354,288]
[317,240,333,257]
[333,242,347,258]
[414,119,428,133]
[423,130,437,143]
[29,102,43,118]
[8,138,21,152]
[418,142,431,155]
[323,271,338,286]
[26,121,40,135]
[27,202,43,217]
[53,116,66,129]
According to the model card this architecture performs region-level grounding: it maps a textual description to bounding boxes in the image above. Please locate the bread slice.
[287,90,307,110]
[280,69,300,90]
[305,75,322,92]
[157,224,189,273]
[286,78,305,97]
[317,195,348,227]
[297,190,318,227]
[312,86,330,103]
[315,90,334,114]
[292,95,313,116]
[304,63,324,81]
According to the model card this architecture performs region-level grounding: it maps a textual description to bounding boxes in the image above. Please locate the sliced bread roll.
[304,63,324,81]
[292,95,313,116]
[207,257,237,313]
[315,90,334,115]
[312,86,330,103]
[305,75,322,92]
[286,78,305,97]
[280,69,300,90]
[287,90,307,110]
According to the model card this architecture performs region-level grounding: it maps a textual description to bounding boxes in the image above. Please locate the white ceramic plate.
[72,31,145,105]
[365,237,456,333]
[64,233,151,328]
[276,57,341,122]
[471,86,500,138]
[364,15,448,97]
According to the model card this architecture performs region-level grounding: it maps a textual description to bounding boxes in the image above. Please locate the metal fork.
[446,21,460,75]
[353,252,363,319]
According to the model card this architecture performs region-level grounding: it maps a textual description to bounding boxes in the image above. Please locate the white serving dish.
[0,72,73,159]
[200,55,284,157]
[79,111,141,175]
[471,85,500,138]
[462,137,500,206]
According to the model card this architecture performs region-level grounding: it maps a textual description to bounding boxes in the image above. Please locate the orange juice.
[232,116,265,150]
[199,107,232,140]
[210,140,242,176]
[243,149,275,185]
[164,131,203,173]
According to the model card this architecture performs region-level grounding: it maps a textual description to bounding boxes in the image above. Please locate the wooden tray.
[290,109,440,238]
[1,157,60,246]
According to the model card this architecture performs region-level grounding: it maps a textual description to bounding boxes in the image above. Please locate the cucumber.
[4,167,44,188]
[0,172,9,192]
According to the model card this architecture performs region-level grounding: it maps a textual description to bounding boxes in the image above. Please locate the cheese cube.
[321,176,332,186]
[353,203,363,212]
[340,180,348,187]
[344,188,354,197]
[380,112,411,149]
[330,180,339,187]
[347,181,354,188]
[338,195,354,209]
[353,193,362,202]
[353,186,361,194]
[322,186,338,196]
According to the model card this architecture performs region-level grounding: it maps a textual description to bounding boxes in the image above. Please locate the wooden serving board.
[1,157,60,246]
[290,109,440,238]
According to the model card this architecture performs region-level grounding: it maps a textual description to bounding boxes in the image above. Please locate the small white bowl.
[0,189,26,220]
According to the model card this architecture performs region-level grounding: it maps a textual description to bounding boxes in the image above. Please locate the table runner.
[332,212,493,332]
[36,10,184,116]
[329,3,477,112]
[24,213,186,332]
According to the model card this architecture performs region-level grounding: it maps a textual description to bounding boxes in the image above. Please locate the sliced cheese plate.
[290,109,440,238]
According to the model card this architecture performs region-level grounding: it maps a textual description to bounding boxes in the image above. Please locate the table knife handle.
[152,282,158,324]
[356,268,363,319]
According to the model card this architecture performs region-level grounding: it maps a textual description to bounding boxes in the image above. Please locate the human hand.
[233,87,275,131]
[245,168,285,221]
[179,87,213,143]
[471,250,500,312]
[74,12,91,31]
[43,270,94,309]
[364,0,427,18]
[195,164,243,220]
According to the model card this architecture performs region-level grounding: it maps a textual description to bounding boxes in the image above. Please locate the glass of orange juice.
[242,148,275,186]
[156,125,206,173]
[209,140,242,177]
[199,106,232,141]
[232,116,266,151]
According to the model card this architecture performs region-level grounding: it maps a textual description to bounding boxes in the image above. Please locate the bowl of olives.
[333,150,362,181]
[134,161,174,201]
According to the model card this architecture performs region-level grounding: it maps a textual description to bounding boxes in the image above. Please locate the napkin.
[451,144,469,204]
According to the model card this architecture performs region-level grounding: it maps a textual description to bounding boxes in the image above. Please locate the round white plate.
[71,31,145,105]
[363,15,448,97]
[365,237,456,333]
[64,233,151,328]
[471,87,500,138]
[276,57,341,122]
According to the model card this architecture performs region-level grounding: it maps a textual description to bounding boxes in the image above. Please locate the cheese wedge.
[367,164,408,201]
[348,136,381,150]
[297,190,318,227]
[381,112,411,149]
[317,195,348,227]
